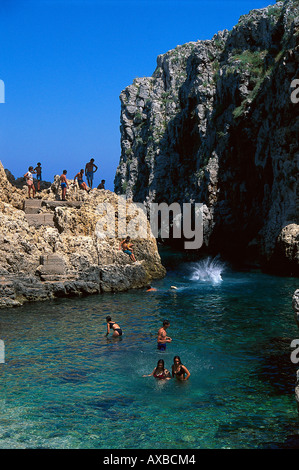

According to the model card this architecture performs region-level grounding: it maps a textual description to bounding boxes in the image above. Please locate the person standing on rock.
[74,169,90,192]
[24,166,36,198]
[60,170,69,201]
[85,158,98,189]
[157,320,172,351]
[119,236,136,262]
[34,162,42,192]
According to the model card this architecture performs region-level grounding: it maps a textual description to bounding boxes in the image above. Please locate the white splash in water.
[189,257,225,284]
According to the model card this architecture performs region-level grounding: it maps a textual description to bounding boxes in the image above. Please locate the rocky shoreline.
[0,162,166,309]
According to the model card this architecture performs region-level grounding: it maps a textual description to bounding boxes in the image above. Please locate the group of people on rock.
[24,158,106,200]
[105,316,191,382]
[24,163,138,264]
[23,163,42,198]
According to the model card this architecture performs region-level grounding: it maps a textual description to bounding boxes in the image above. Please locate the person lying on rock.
[74,169,90,192]
[119,236,136,262]
[24,166,36,199]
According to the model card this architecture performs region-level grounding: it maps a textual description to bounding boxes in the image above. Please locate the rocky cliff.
[0,162,166,308]
[115,0,299,275]
[292,289,299,412]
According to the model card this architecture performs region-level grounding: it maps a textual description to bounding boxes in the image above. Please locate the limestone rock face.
[293,289,299,412]
[0,163,166,308]
[293,289,299,328]
[115,0,299,274]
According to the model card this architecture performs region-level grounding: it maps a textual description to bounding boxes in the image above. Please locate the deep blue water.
[0,255,298,449]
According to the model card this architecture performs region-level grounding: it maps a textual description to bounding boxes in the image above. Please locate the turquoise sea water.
[0,254,298,449]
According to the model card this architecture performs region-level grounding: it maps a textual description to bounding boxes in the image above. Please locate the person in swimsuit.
[172,356,190,381]
[24,166,36,198]
[34,162,42,191]
[157,320,172,351]
[146,285,157,292]
[119,236,136,262]
[105,316,123,337]
[85,158,98,189]
[74,169,90,192]
[143,359,171,380]
[97,179,105,190]
[60,170,69,201]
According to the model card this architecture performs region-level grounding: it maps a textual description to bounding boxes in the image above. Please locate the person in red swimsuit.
[146,285,157,292]
[143,359,171,380]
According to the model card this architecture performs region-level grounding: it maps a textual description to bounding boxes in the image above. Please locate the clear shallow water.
[0,255,298,449]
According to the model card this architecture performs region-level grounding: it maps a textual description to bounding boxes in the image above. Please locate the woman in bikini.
[143,359,171,380]
[105,316,123,337]
[172,356,190,381]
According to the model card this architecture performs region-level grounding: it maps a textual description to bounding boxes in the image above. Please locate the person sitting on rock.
[119,236,136,262]
[60,170,69,201]
[24,166,36,198]
[74,169,90,192]
[97,179,105,190]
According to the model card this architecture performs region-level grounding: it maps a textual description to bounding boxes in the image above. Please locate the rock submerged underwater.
[0,162,166,308]
[115,0,299,276]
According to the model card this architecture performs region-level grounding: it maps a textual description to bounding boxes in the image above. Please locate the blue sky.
[0,0,274,190]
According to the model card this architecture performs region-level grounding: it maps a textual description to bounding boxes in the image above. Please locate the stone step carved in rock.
[38,254,66,280]
[23,199,43,214]
[41,200,83,210]
[25,213,55,228]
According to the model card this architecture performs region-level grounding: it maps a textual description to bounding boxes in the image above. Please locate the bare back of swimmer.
[105,316,123,337]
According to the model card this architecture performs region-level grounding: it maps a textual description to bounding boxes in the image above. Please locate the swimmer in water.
[105,316,123,337]
[157,320,172,351]
[146,285,157,292]
[143,359,171,380]
[172,356,190,381]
